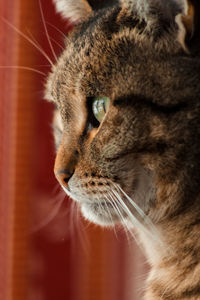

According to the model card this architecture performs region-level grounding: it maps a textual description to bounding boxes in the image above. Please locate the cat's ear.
[181,0,195,38]
[181,0,200,39]
[120,0,198,42]
[53,0,92,24]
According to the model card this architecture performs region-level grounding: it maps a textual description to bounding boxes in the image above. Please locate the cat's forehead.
[45,3,191,110]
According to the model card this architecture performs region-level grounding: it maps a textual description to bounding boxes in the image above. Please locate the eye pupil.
[92,96,110,123]
[102,101,106,113]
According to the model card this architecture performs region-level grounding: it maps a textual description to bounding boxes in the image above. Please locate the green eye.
[92,96,111,123]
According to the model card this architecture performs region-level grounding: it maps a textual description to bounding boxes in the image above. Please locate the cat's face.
[46,0,200,227]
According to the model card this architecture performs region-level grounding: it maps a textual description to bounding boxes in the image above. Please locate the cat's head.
[45,0,200,227]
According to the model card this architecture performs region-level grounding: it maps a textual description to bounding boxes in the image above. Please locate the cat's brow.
[114,95,187,113]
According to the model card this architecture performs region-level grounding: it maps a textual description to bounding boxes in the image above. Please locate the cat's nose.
[55,169,74,190]
[54,144,78,190]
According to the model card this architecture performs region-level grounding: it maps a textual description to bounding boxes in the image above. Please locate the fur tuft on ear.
[120,0,188,20]
[120,0,197,50]
[175,0,196,50]
[53,0,92,24]
[181,0,195,37]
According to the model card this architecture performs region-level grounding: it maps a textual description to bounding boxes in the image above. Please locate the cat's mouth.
[60,167,155,227]
[60,183,127,226]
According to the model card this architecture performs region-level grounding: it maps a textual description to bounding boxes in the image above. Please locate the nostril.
[55,170,74,188]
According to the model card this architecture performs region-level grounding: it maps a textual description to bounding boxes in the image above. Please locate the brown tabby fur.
[46,0,200,298]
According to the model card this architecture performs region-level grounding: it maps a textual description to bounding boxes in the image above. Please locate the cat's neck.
[137,205,200,299]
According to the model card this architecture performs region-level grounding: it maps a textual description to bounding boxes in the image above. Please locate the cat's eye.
[92,97,111,123]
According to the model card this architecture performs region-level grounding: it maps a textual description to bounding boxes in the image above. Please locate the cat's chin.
[61,184,122,226]
[81,202,122,227]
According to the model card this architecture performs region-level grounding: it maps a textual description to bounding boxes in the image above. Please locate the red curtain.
[0,1,146,299]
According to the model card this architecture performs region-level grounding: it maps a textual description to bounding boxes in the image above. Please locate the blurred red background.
[0,1,147,299]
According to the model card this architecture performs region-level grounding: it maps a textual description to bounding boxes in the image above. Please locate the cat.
[45,0,200,298]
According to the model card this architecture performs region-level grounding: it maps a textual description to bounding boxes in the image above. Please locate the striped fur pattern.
[46,0,200,298]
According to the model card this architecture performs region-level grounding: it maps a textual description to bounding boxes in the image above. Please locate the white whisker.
[50,37,64,51]
[116,184,149,221]
[38,0,58,62]
[46,21,67,39]
[103,196,118,238]
[31,193,66,233]
[113,183,160,237]
[69,200,77,237]
[108,191,141,245]
[111,184,167,250]
[111,187,157,241]
[0,65,45,76]
[77,211,90,254]
[52,183,62,195]
[103,198,114,225]
[70,201,89,254]
[25,28,44,48]
[106,193,134,244]
[26,28,59,62]
[3,18,53,66]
